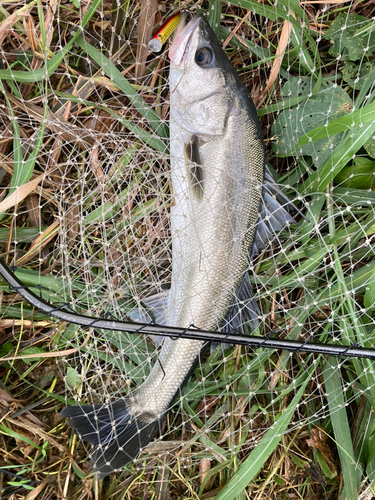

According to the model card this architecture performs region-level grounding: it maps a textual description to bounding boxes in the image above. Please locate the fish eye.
[195,47,213,67]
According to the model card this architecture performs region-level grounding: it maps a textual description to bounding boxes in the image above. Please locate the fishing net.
[1,0,375,498]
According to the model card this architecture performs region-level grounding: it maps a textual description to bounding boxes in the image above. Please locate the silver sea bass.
[61,14,292,477]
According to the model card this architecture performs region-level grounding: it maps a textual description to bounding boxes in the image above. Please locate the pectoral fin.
[184,135,204,201]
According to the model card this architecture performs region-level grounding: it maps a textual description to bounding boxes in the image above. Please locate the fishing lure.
[148,12,183,52]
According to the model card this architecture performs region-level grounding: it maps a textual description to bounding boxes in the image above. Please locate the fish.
[60,13,294,477]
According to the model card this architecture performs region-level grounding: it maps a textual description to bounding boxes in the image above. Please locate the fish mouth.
[168,13,201,65]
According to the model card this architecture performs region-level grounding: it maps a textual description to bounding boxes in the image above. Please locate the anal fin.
[211,273,261,352]
[127,290,169,346]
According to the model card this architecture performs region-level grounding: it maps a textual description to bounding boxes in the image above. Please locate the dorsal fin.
[251,164,300,259]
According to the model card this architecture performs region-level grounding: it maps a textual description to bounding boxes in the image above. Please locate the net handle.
[0,259,373,360]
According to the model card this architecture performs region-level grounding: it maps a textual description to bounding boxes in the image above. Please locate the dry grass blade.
[25,480,48,500]
[25,193,41,227]
[223,11,252,49]
[5,92,96,150]
[0,0,37,45]
[0,329,92,362]
[0,174,44,213]
[15,220,60,266]
[44,0,58,49]
[4,412,64,452]
[263,19,293,94]
[135,0,158,79]
[23,11,39,53]
[0,319,50,328]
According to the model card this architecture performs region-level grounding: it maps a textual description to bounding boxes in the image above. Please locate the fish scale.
[60,13,292,477]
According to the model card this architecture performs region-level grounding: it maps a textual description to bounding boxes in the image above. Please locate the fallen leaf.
[0,6,32,45]
[306,426,337,473]
[25,480,48,500]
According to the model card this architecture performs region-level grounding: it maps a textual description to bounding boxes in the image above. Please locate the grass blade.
[301,120,375,193]
[323,359,362,500]
[214,364,314,500]
[208,0,222,36]
[0,0,103,83]
[293,100,375,150]
[74,35,168,138]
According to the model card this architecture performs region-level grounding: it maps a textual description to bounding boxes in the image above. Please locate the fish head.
[169,14,240,137]
[169,13,224,66]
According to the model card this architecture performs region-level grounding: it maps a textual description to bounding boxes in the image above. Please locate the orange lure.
[148,12,183,52]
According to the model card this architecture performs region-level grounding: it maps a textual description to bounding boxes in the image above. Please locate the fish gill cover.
[0,1,374,499]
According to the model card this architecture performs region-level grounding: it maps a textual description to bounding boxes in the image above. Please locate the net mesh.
[1,0,375,497]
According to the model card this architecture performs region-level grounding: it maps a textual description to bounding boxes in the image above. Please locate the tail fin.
[61,400,161,478]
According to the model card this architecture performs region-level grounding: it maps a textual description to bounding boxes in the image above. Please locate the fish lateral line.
[0,259,374,360]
